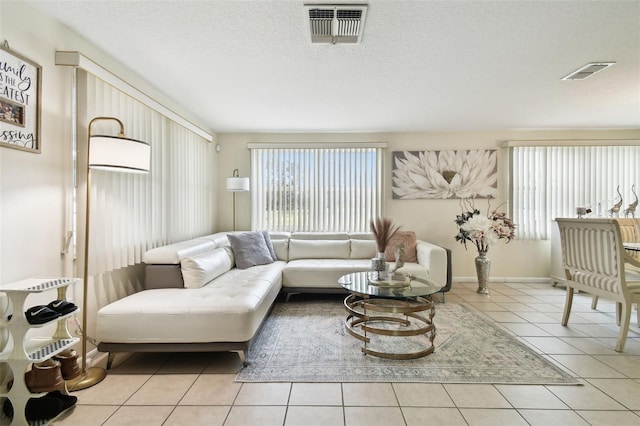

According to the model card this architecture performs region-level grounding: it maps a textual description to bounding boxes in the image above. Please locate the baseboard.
[453,276,552,284]
[84,347,110,370]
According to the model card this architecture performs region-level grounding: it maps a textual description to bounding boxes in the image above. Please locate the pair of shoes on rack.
[24,349,81,393]
[25,300,77,324]
[2,390,77,421]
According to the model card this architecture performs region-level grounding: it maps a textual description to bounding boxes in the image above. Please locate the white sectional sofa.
[96,231,451,366]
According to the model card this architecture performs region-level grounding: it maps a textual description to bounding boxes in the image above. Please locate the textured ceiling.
[30,0,640,133]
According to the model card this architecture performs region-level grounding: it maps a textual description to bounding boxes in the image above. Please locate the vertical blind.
[510,144,640,240]
[82,73,215,277]
[250,146,382,232]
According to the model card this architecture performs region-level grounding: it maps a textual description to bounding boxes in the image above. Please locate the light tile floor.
[46,282,640,425]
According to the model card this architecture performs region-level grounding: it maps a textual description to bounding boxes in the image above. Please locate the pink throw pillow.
[384,231,417,262]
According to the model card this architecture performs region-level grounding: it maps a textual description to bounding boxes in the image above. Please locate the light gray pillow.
[227,231,275,269]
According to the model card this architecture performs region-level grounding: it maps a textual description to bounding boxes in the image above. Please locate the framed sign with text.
[0,45,41,153]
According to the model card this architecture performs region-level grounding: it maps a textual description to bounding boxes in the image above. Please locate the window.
[80,72,215,277]
[507,141,640,240]
[249,144,384,232]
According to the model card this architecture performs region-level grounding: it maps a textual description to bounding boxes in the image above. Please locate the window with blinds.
[508,143,640,240]
[250,145,383,232]
[80,72,215,277]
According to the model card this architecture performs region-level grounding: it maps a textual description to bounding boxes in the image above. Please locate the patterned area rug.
[236,299,579,384]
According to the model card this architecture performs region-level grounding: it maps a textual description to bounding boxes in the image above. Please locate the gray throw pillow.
[227,231,275,269]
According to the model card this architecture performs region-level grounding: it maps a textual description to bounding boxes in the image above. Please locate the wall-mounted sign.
[0,44,41,153]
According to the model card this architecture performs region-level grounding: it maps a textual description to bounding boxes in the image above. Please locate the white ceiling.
[30,0,640,133]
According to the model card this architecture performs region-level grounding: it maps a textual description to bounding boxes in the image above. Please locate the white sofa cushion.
[282,259,371,289]
[351,239,376,259]
[289,239,350,260]
[271,239,289,261]
[97,261,286,344]
[180,247,234,289]
[283,259,371,287]
[290,232,350,240]
[143,238,217,264]
[349,232,374,240]
[282,259,430,289]
[388,261,429,278]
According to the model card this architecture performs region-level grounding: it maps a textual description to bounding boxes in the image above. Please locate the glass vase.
[475,249,491,294]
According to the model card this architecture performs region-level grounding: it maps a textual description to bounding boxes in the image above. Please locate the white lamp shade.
[226,176,250,192]
[89,135,151,173]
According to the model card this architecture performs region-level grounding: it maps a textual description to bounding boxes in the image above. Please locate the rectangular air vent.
[306,4,368,44]
[562,62,616,80]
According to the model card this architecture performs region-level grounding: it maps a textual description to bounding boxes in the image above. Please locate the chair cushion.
[570,271,619,293]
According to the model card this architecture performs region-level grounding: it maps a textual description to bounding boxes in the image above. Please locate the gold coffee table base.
[343,293,436,360]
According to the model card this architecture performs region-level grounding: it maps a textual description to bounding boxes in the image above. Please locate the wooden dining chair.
[556,218,640,352]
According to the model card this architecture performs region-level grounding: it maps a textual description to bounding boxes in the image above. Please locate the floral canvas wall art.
[392,150,497,199]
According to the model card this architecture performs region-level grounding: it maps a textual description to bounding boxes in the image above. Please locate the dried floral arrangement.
[370,217,401,254]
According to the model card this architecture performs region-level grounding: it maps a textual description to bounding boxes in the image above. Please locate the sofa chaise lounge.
[96,231,451,366]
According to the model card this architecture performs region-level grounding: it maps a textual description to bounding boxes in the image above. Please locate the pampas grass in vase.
[370,217,400,278]
[370,217,401,254]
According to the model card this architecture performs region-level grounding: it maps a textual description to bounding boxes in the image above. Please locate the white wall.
[0,0,213,283]
[216,129,640,280]
[1,2,69,284]
[0,1,216,345]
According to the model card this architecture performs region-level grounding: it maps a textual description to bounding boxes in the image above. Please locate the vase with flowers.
[370,217,400,280]
[455,199,516,294]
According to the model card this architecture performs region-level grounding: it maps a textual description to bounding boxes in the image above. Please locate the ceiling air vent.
[305,4,368,44]
[561,62,616,80]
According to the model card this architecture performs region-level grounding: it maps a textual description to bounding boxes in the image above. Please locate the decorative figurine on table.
[608,185,623,217]
[624,185,638,218]
[576,207,592,219]
[390,242,406,280]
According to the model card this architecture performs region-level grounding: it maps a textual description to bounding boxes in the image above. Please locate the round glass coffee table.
[338,271,442,360]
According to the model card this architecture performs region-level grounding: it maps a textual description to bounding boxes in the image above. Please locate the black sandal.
[47,300,78,316]
[25,306,61,325]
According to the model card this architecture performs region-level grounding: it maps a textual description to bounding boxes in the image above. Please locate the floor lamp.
[67,117,151,391]
[226,169,250,231]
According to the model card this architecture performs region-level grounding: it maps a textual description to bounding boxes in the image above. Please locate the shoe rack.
[0,277,80,425]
